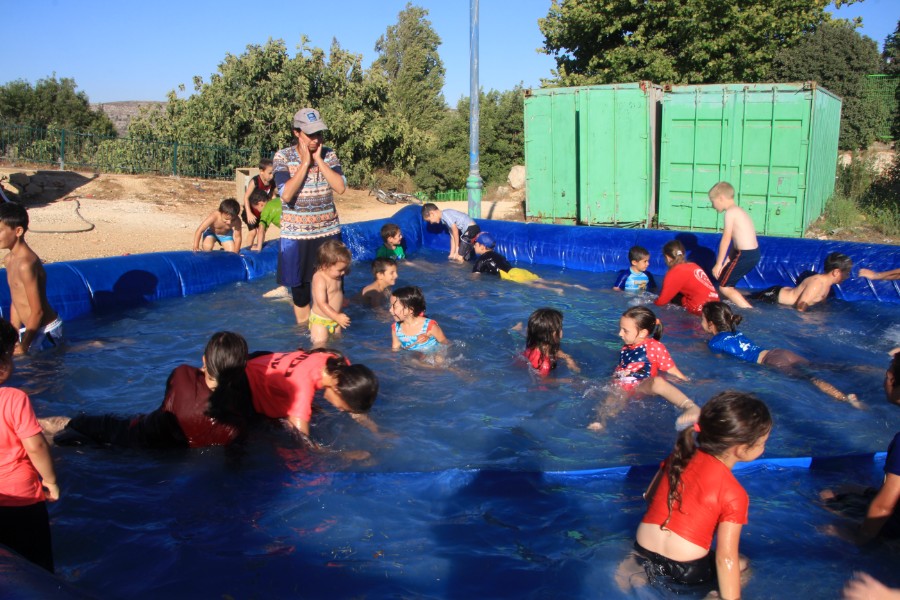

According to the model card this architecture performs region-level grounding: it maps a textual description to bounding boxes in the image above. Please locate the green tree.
[128,38,415,186]
[0,75,116,136]
[772,20,885,149]
[884,20,900,75]
[414,88,524,192]
[373,3,446,132]
[883,20,900,140]
[539,0,848,86]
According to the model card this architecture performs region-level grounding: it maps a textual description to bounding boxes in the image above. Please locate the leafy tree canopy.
[414,88,524,192]
[772,19,886,149]
[128,38,415,186]
[373,2,446,132]
[884,19,900,75]
[540,0,854,86]
[0,75,116,136]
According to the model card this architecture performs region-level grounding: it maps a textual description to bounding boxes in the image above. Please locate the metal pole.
[467,0,482,218]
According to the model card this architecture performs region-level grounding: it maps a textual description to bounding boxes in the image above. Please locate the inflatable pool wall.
[0,205,897,321]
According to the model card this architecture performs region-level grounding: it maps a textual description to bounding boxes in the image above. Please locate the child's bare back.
[778,273,834,311]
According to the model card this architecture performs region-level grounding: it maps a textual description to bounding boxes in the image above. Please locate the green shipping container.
[524,83,661,226]
[657,82,841,237]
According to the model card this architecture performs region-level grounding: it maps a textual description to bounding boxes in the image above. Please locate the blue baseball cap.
[474,232,496,249]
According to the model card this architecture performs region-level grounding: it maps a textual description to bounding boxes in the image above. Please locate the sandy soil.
[0,168,524,264]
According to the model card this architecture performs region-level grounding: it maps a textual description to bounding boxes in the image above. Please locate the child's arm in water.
[857,471,900,543]
[843,572,900,600]
[664,364,690,382]
[390,323,402,350]
[557,349,580,373]
[715,521,744,600]
[350,412,380,434]
[859,268,900,281]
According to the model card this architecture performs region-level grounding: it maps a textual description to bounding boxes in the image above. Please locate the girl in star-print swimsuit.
[589,306,699,432]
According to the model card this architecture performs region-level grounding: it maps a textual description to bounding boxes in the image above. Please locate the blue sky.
[0,0,897,105]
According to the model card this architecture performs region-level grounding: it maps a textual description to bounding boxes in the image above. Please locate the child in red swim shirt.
[617,392,772,600]
[246,348,379,443]
[521,308,579,376]
[655,239,719,315]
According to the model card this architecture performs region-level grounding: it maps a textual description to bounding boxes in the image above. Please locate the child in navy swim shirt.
[613,245,656,292]
[588,306,698,432]
[821,348,900,544]
[700,302,859,407]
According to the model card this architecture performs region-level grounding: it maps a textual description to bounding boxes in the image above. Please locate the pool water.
[15,248,900,598]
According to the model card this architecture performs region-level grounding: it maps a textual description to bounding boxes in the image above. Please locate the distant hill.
[91,101,166,137]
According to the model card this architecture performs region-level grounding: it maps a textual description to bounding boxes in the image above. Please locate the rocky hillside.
[91,101,166,136]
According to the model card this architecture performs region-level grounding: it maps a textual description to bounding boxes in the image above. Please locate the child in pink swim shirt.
[246,348,379,445]
[0,318,59,572]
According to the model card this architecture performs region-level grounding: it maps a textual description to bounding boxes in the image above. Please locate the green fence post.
[172,141,178,176]
[59,128,66,170]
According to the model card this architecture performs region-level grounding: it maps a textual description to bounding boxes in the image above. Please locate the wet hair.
[701,301,742,334]
[887,352,900,406]
[421,203,439,219]
[258,157,273,171]
[824,252,853,277]
[628,245,649,263]
[391,286,426,317]
[708,181,735,200]
[526,308,563,366]
[662,240,686,264]
[248,188,269,207]
[0,202,28,232]
[622,305,663,341]
[203,332,253,427]
[662,391,772,529]
[218,198,241,218]
[310,348,379,413]
[0,319,18,363]
[371,257,396,277]
[380,223,401,243]
[316,239,352,270]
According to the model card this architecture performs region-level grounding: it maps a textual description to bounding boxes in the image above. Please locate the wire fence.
[864,74,899,142]
[0,122,267,180]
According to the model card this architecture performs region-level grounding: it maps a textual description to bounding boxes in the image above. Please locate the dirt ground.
[0,168,525,264]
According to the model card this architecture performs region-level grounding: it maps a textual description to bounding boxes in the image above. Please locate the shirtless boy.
[709,182,759,309]
[361,258,398,309]
[309,239,352,346]
[0,203,62,354]
[193,199,243,253]
[752,252,852,312]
